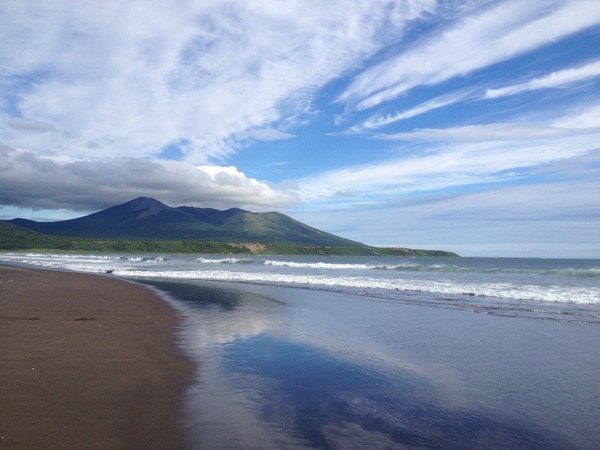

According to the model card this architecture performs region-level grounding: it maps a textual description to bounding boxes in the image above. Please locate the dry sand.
[0,264,192,449]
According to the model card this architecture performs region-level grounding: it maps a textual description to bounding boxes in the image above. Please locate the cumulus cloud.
[0,144,297,211]
[0,0,434,163]
[339,1,600,110]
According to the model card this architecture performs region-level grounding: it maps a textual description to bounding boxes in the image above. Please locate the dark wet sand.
[0,265,192,449]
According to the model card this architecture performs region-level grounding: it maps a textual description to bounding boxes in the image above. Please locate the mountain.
[6,197,364,247]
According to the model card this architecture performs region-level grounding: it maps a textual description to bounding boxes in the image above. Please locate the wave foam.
[196,257,255,265]
[113,269,599,305]
[3,253,598,305]
[264,260,374,270]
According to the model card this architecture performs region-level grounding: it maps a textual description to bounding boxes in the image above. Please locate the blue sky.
[1,1,600,257]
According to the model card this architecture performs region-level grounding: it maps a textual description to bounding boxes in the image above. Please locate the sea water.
[2,253,599,321]
[2,252,600,448]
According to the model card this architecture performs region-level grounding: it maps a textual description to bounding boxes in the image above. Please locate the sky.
[1,0,600,258]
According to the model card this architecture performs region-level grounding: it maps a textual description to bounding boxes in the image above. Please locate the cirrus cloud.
[485,58,600,99]
[0,0,435,163]
[339,0,600,110]
[296,104,600,204]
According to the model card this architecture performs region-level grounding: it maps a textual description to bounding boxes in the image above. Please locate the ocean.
[3,253,598,322]
[2,252,600,448]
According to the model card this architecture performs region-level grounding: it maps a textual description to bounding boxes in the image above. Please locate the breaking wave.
[112,268,599,305]
[2,252,598,306]
[192,257,600,278]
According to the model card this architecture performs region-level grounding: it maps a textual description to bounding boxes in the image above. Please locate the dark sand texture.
[0,265,192,449]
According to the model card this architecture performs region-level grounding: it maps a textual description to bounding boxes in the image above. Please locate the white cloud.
[4,118,57,133]
[292,166,600,258]
[296,106,600,203]
[237,128,295,142]
[295,140,591,204]
[0,144,297,211]
[362,89,475,129]
[485,58,600,98]
[0,0,435,163]
[266,161,288,167]
[553,103,600,129]
[348,57,600,132]
[339,1,600,110]
[356,57,600,131]
[377,121,595,142]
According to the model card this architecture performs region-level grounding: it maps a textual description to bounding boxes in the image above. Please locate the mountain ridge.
[6,197,364,247]
[1,197,458,256]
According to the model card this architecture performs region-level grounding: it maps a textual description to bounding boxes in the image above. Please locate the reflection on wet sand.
[142,279,600,449]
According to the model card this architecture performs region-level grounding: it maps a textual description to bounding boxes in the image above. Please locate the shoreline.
[0,264,193,449]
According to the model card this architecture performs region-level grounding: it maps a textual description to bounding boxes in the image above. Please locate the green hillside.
[0,221,65,249]
[0,221,457,256]
[1,198,458,256]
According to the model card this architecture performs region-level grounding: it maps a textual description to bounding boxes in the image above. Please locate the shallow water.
[145,279,600,449]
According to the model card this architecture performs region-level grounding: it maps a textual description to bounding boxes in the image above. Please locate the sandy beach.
[0,265,192,449]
